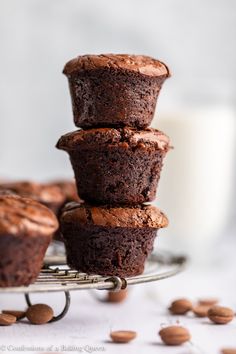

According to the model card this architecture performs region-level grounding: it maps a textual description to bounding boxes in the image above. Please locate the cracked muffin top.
[0,194,58,237]
[56,127,170,152]
[61,202,168,229]
[63,54,170,77]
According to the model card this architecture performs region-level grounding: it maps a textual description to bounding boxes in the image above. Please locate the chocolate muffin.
[63,54,170,128]
[0,194,58,287]
[56,127,170,205]
[0,181,65,215]
[60,203,168,277]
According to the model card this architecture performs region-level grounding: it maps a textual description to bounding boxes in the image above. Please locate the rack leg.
[24,291,71,323]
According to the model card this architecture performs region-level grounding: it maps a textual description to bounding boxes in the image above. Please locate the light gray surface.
[0,247,236,354]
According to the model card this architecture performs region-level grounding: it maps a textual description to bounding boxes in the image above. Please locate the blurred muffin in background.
[47,179,82,206]
[0,179,82,241]
[0,189,15,196]
[47,179,83,241]
[0,181,65,214]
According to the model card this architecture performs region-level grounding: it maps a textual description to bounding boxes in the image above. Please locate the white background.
[0,0,236,179]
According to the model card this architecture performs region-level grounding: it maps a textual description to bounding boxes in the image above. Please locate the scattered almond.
[26,304,54,325]
[208,306,234,324]
[192,305,210,318]
[198,298,219,306]
[159,325,191,346]
[107,289,128,303]
[2,310,26,320]
[110,330,137,343]
[169,298,192,315]
[0,313,17,326]
[221,349,236,354]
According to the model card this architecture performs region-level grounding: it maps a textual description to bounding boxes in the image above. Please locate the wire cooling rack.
[0,247,187,322]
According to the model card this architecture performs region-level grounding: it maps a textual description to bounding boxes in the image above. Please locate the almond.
[159,326,191,345]
[208,306,234,324]
[221,349,236,354]
[110,330,137,343]
[159,326,191,346]
[169,298,192,315]
[26,304,54,325]
[198,298,219,306]
[0,313,17,326]
[192,305,210,317]
[107,289,128,303]
[2,310,26,320]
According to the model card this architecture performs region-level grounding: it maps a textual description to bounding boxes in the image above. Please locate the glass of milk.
[153,84,236,262]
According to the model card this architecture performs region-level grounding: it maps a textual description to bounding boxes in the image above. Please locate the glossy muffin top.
[0,194,58,237]
[46,179,81,203]
[61,202,168,229]
[63,54,170,77]
[56,127,171,152]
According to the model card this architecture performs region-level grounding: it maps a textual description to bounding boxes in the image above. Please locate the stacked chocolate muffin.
[57,54,171,277]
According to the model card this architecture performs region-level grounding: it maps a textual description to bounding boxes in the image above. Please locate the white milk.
[153,106,236,260]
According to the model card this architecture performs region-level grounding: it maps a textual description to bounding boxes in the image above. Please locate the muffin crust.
[57,127,170,152]
[62,203,168,229]
[63,54,170,77]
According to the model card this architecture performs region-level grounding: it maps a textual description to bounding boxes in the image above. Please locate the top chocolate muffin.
[63,54,170,128]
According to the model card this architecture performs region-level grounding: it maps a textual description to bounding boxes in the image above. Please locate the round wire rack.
[0,247,187,322]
